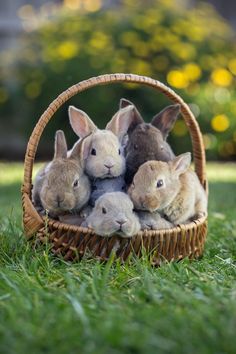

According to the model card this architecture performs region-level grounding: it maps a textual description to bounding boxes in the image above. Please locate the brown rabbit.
[128,153,207,225]
[32,130,91,218]
[119,98,180,184]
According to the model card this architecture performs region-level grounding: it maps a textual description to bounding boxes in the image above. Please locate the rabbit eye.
[118,149,121,155]
[156,179,164,188]
[73,179,79,188]
[91,148,96,156]
[102,207,107,214]
[134,144,138,150]
[160,145,164,150]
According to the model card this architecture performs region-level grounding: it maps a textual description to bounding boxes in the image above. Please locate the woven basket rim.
[42,214,207,237]
[22,73,208,239]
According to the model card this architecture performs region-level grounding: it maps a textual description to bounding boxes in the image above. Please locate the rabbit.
[89,175,126,206]
[119,98,180,184]
[137,211,173,230]
[58,205,92,226]
[128,152,207,225]
[82,192,141,237]
[32,130,91,218]
[68,105,135,180]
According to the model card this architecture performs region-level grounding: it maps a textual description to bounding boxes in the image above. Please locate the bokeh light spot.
[211,114,230,132]
[184,63,202,81]
[64,0,81,10]
[211,68,233,87]
[57,41,78,59]
[167,70,189,89]
[84,0,101,12]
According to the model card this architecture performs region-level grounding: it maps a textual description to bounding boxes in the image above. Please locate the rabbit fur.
[82,192,141,237]
[89,175,126,206]
[137,211,173,230]
[32,130,91,218]
[68,105,134,180]
[128,153,207,225]
[58,205,92,226]
[119,98,180,184]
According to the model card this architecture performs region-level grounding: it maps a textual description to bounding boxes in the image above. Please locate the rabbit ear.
[171,152,191,176]
[151,104,180,140]
[106,105,143,139]
[69,106,97,138]
[54,130,68,159]
[70,136,91,166]
[119,98,135,109]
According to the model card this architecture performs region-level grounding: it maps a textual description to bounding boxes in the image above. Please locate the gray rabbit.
[68,105,134,203]
[119,98,180,184]
[83,192,141,237]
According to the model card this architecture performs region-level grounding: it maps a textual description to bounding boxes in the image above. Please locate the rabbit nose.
[56,195,64,207]
[116,219,127,226]
[104,163,114,169]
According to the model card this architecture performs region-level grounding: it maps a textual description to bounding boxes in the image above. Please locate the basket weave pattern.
[22,73,208,263]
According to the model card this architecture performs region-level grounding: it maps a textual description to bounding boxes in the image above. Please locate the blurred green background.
[0,0,236,161]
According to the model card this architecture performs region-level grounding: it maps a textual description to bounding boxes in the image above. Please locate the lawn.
[0,162,236,354]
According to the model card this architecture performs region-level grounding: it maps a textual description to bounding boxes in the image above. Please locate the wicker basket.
[22,73,208,264]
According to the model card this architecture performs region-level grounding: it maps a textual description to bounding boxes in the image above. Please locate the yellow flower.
[211,114,230,132]
[57,41,78,59]
[211,68,233,87]
[167,70,189,89]
[184,63,202,81]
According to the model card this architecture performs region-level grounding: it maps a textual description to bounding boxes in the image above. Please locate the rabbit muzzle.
[51,193,75,213]
[135,195,159,212]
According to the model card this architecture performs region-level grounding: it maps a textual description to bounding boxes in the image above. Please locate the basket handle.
[22,73,207,197]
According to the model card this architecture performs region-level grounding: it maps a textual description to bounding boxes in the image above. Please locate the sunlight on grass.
[206,163,236,182]
[0,163,24,185]
[0,162,235,185]
[0,163,44,185]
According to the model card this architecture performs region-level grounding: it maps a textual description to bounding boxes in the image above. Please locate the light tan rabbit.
[128,153,207,225]
[82,192,141,237]
[138,211,173,230]
[32,130,91,218]
[68,105,134,179]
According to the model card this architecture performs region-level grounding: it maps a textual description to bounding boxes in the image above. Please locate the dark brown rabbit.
[119,98,180,184]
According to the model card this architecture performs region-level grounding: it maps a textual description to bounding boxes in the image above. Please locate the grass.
[0,162,236,354]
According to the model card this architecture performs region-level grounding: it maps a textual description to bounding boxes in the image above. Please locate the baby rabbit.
[68,105,134,179]
[128,153,207,225]
[138,211,173,230]
[83,192,141,237]
[32,130,91,218]
[90,175,126,206]
[119,98,180,184]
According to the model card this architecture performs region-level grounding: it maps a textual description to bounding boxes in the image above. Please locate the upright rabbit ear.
[151,104,180,140]
[171,152,191,176]
[54,130,68,159]
[119,98,135,109]
[70,135,91,167]
[106,105,143,139]
[69,106,97,138]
